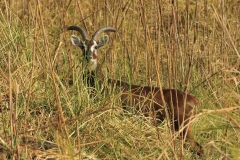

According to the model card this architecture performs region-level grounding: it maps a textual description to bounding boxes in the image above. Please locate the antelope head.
[67,26,116,71]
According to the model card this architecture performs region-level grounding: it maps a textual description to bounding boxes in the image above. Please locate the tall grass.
[0,0,239,159]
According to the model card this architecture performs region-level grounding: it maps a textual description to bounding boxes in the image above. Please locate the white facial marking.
[90,41,98,53]
[88,40,98,71]
[88,59,97,71]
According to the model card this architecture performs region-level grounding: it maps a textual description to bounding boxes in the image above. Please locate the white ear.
[97,35,109,48]
[70,35,84,47]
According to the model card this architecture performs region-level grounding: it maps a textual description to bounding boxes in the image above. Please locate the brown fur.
[68,26,203,156]
[106,78,203,156]
[97,60,203,156]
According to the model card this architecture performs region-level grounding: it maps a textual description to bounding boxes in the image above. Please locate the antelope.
[67,26,204,156]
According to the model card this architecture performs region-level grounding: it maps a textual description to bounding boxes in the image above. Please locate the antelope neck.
[82,62,105,88]
[83,70,96,88]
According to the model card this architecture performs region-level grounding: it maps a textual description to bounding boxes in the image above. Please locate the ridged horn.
[92,27,116,41]
[67,26,89,40]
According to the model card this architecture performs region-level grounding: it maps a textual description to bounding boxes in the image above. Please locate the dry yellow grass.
[0,0,239,159]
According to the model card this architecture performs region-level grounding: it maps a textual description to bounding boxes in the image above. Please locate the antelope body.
[67,26,203,156]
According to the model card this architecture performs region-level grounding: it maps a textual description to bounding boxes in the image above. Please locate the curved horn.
[92,27,116,41]
[67,26,89,40]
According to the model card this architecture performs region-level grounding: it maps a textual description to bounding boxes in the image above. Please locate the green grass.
[0,0,239,159]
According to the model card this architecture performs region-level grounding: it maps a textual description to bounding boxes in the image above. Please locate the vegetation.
[0,0,239,159]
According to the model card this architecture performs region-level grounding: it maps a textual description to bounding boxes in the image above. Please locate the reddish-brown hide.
[106,78,203,156]
[68,26,203,156]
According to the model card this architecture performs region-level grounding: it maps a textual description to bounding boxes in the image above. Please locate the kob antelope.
[67,26,203,156]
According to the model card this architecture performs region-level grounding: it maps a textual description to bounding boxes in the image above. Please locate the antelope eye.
[94,46,98,49]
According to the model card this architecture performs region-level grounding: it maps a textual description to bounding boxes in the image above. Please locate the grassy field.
[0,0,239,159]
